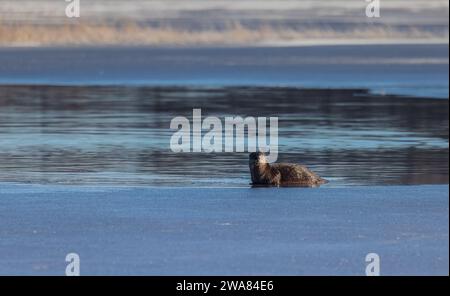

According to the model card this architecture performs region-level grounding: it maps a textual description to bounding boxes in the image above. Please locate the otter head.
[249,152,268,165]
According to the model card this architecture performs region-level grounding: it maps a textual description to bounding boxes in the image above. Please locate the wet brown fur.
[249,152,327,187]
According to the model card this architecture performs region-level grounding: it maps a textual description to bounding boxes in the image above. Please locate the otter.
[249,152,328,187]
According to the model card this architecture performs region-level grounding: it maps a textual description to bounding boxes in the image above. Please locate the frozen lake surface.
[0,43,448,276]
[0,184,448,275]
[0,44,448,98]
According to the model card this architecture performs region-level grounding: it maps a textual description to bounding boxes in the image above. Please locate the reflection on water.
[0,85,448,187]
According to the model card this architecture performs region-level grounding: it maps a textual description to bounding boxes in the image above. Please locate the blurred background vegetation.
[0,0,448,46]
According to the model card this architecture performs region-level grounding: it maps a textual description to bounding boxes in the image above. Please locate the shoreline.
[1,181,449,190]
[0,38,450,51]
[1,40,449,49]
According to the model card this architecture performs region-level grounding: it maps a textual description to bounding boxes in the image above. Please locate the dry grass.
[0,22,448,46]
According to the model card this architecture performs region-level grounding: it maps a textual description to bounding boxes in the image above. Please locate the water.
[0,44,448,98]
[0,44,448,187]
[0,85,448,187]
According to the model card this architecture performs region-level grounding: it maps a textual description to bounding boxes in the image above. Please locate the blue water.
[0,85,448,186]
[0,44,448,187]
[0,44,448,98]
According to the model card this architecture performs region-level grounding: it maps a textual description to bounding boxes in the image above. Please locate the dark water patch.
[0,85,448,187]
